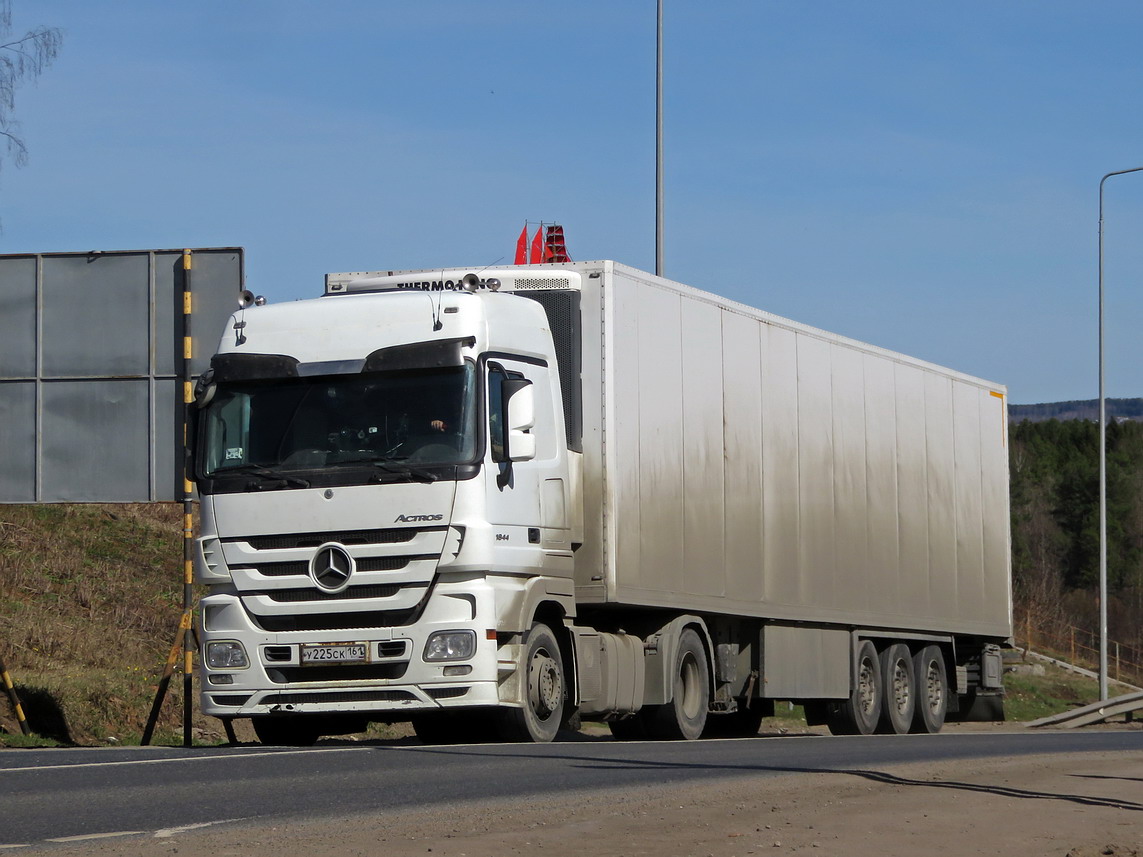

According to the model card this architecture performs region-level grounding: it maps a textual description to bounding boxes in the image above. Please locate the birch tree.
[0,0,61,174]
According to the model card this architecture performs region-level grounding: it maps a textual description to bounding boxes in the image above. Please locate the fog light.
[206,640,249,669]
[208,673,235,685]
[443,665,472,677]
[424,630,476,661]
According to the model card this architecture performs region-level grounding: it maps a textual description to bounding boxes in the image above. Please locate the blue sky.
[5,1,1143,403]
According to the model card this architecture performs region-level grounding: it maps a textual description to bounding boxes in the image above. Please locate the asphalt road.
[3,730,1140,849]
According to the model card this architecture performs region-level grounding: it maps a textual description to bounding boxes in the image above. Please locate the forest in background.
[1009,416,1143,667]
[1009,398,1143,423]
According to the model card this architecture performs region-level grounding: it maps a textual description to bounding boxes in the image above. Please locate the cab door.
[484,358,571,575]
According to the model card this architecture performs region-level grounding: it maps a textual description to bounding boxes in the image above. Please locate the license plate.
[300,643,369,664]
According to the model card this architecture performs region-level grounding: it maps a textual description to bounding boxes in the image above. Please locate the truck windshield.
[198,363,478,483]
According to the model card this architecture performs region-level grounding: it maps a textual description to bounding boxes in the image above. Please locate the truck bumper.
[199,576,504,719]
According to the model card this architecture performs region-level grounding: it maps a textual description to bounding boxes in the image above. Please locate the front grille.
[238,529,434,551]
[426,686,470,700]
[229,527,442,633]
[256,608,421,632]
[266,689,415,705]
[249,561,309,577]
[240,555,436,578]
[358,555,435,571]
[210,694,253,707]
[265,584,401,603]
[267,663,408,684]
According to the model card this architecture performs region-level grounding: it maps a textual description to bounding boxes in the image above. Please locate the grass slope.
[0,506,1127,746]
[0,504,221,746]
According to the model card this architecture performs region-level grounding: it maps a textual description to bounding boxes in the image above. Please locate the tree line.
[1009,418,1143,648]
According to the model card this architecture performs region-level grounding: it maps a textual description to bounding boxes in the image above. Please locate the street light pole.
[1097,166,1143,702]
[655,0,664,277]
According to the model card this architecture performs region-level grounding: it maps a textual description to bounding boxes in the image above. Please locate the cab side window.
[488,364,506,462]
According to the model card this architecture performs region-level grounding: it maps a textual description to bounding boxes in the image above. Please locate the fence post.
[1070,627,1075,664]
[0,648,31,736]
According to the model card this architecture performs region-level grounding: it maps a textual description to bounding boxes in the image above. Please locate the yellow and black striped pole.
[141,611,192,745]
[141,250,199,748]
[0,647,31,736]
[181,248,196,748]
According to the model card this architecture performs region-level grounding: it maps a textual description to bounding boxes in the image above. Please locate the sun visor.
[363,337,476,372]
[210,353,299,382]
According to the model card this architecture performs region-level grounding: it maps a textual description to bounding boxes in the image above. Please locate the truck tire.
[877,643,916,734]
[496,623,566,743]
[910,645,948,733]
[826,639,882,735]
[251,715,321,746]
[643,628,709,740]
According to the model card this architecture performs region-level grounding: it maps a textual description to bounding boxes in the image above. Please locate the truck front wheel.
[496,623,566,743]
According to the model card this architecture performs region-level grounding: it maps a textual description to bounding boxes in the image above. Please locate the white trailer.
[194,261,1011,743]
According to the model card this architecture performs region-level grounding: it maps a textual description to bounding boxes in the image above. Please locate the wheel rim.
[891,657,912,715]
[857,656,878,716]
[528,646,562,721]
[679,652,702,720]
[924,659,944,715]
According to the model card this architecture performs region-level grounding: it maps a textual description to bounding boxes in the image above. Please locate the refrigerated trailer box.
[194,260,1011,743]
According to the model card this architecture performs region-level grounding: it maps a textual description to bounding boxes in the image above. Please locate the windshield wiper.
[369,458,439,484]
[213,463,311,490]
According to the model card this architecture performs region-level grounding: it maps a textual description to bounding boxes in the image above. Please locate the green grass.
[1001,660,1125,722]
[0,503,206,747]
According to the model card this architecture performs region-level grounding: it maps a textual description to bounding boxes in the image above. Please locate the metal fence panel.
[0,257,37,377]
[0,382,36,502]
[0,247,243,502]
[41,254,151,377]
[41,380,151,501]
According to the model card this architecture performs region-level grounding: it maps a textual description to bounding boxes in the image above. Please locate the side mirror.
[502,378,536,462]
[193,369,217,408]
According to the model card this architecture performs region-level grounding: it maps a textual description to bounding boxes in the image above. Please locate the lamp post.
[655,0,664,277]
[1097,166,1143,702]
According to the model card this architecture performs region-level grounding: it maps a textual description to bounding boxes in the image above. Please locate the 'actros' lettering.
[394,513,444,523]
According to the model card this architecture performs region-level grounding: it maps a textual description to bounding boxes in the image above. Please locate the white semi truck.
[193,261,1011,744]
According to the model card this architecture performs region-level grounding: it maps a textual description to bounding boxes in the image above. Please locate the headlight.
[206,641,249,669]
[423,630,477,662]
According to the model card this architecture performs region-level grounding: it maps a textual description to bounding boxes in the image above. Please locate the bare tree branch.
[0,0,62,177]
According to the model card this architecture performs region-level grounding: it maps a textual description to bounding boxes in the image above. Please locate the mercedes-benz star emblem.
[311,544,353,592]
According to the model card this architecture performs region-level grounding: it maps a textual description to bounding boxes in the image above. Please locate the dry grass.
[0,503,223,746]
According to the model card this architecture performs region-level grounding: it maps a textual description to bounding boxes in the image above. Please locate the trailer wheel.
[910,645,948,733]
[251,715,321,746]
[644,628,709,740]
[827,640,882,735]
[877,643,916,734]
[496,623,565,743]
